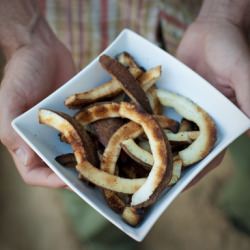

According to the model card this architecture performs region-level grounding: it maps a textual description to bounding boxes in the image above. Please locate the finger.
[184,150,226,191]
[232,54,250,117]
[0,81,28,153]
[0,56,61,188]
[8,143,66,188]
[214,85,235,100]
[0,93,70,189]
[64,186,72,191]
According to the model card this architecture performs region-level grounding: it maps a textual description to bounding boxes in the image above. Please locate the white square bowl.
[12,29,250,241]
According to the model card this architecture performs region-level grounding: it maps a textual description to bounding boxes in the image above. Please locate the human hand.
[0,18,75,188]
[177,0,250,185]
[177,7,250,122]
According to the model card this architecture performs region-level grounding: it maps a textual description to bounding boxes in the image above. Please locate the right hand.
[0,18,76,188]
[177,8,250,135]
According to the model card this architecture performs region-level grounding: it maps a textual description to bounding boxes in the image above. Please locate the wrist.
[197,0,250,29]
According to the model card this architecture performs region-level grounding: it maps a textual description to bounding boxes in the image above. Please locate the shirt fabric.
[42,0,196,70]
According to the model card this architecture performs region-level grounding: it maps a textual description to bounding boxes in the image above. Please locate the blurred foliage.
[219,135,250,234]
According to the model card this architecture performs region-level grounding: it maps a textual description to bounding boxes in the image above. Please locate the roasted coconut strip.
[86,52,151,147]
[54,152,145,225]
[40,110,99,167]
[75,102,173,207]
[103,189,143,226]
[101,117,177,209]
[118,52,162,115]
[147,86,162,115]
[85,87,161,148]
[102,122,184,184]
[156,89,217,167]
[101,116,176,224]
[55,153,76,168]
[122,139,153,167]
[117,52,143,72]
[39,102,172,207]
[119,159,149,178]
[120,131,199,169]
[65,64,161,108]
[167,131,199,142]
[90,52,162,146]
[91,118,125,146]
[89,53,162,147]
[65,55,142,108]
[103,189,127,214]
[55,119,180,173]
[179,118,199,132]
[75,102,179,131]
[55,152,97,186]
[75,106,178,169]
[118,52,162,101]
[99,54,153,113]
[168,156,183,186]
[76,109,178,170]
[101,120,179,174]
[100,122,145,222]
[139,66,161,92]
[39,109,146,194]
[101,121,145,225]
[88,54,136,146]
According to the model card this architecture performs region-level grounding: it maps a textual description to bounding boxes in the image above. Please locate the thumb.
[0,58,64,187]
[0,62,36,174]
[232,59,250,118]
[0,81,65,187]
[231,57,250,136]
[0,61,28,154]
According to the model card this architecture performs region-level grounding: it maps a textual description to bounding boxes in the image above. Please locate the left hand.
[177,17,250,120]
[176,14,250,186]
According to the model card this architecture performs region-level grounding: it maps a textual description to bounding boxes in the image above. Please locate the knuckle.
[0,129,10,146]
[21,173,33,186]
[0,132,16,152]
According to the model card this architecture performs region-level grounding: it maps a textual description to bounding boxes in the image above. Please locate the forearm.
[198,0,250,28]
[0,0,52,59]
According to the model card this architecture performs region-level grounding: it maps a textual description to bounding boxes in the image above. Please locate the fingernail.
[15,148,28,166]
